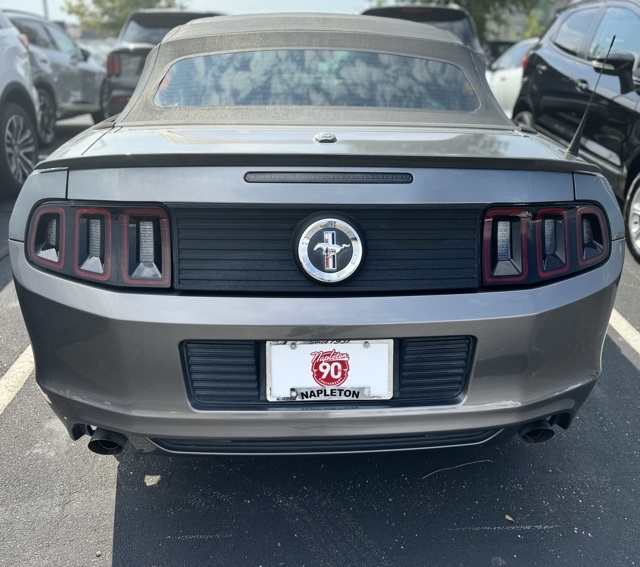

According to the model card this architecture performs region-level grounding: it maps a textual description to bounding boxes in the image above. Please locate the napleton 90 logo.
[310,349,350,387]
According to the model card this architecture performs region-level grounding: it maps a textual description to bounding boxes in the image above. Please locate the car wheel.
[513,110,534,128]
[624,173,640,262]
[37,87,56,147]
[91,81,109,123]
[0,102,38,197]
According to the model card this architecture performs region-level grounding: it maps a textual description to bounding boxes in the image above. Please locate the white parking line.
[0,310,638,418]
[0,345,33,416]
[609,309,640,357]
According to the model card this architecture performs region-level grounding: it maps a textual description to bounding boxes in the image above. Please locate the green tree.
[523,8,547,39]
[63,0,183,36]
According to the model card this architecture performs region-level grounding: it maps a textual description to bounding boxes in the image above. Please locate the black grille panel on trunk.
[183,337,472,409]
[172,207,481,293]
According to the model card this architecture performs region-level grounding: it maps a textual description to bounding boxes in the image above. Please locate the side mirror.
[592,51,635,94]
[80,47,91,61]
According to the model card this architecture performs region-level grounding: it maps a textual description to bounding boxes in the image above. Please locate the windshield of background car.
[154,49,480,111]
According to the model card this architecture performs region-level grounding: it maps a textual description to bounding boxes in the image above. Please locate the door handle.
[576,79,590,91]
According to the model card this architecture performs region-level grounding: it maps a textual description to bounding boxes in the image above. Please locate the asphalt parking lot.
[0,116,639,566]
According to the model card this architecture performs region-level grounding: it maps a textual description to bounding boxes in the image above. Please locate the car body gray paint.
[11,239,621,447]
[9,169,67,242]
[65,166,573,206]
[574,172,625,241]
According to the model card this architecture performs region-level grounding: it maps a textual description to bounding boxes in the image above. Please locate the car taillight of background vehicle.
[18,33,30,52]
[106,53,121,77]
[27,203,170,287]
[483,204,610,286]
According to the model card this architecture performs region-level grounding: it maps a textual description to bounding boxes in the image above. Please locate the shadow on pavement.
[0,198,16,292]
[110,338,640,567]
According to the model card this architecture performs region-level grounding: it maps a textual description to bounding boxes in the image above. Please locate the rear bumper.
[10,239,623,454]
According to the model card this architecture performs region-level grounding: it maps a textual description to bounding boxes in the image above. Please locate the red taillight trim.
[28,205,66,270]
[73,208,112,281]
[106,53,121,78]
[18,33,30,52]
[576,206,609,267]
[522,53,529,72]
[121,208,171,287]
[483,208,529,284]
[536,208,570,278]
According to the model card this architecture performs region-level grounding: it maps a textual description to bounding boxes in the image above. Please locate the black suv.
[514,0,640,260]
[105,10,221,117]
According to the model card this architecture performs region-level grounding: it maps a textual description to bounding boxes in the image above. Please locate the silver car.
[0,9,39,196]
[6,10,106,146]
[10,14,624,456]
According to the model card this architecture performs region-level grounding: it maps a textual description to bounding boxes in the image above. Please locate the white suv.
[0,9,39,197]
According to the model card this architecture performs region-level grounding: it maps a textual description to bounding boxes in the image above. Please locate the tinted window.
[428,19,476,50]
[155,49,479,112]
[121,14,210,44]
[554,8,599,55]
[46,23,79,58]
[121,20,172,44]
[364,9,480,51]
[588,7,640,60]
[11,18,53,49]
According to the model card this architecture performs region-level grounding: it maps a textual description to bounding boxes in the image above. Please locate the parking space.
[0,334,639,566]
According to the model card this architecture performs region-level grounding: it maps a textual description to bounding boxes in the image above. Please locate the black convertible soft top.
[116,13,512,129]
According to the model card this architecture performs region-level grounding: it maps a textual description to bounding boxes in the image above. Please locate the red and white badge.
[310,349,350,387]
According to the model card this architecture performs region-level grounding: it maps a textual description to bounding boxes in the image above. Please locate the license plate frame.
[266,339,394,402]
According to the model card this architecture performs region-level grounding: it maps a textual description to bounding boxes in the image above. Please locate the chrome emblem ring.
[298,218,363,283]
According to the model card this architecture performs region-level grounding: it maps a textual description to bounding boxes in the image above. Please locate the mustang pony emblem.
[314,231,351,271]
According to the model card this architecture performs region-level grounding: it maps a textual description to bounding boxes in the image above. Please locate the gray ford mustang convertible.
[9,14,624,455]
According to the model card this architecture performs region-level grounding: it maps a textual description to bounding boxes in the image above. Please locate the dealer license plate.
[266,340,393,402]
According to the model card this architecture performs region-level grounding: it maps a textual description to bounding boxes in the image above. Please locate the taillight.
[27,203,171,288]
[483,204,610,286]
[28,205,65,270]
[577,206,609,267]
[18,33,30,52]
[522,52,530,72]
[536,208,569,277]
[74,208,111,281]
[121,209,171,286]
[106,53,121,78]
[483,209,528,284]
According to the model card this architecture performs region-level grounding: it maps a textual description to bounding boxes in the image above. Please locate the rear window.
[363,8,481,51]
[121,13,209,44]
[154,49,479,112]
[122,20,174,44]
